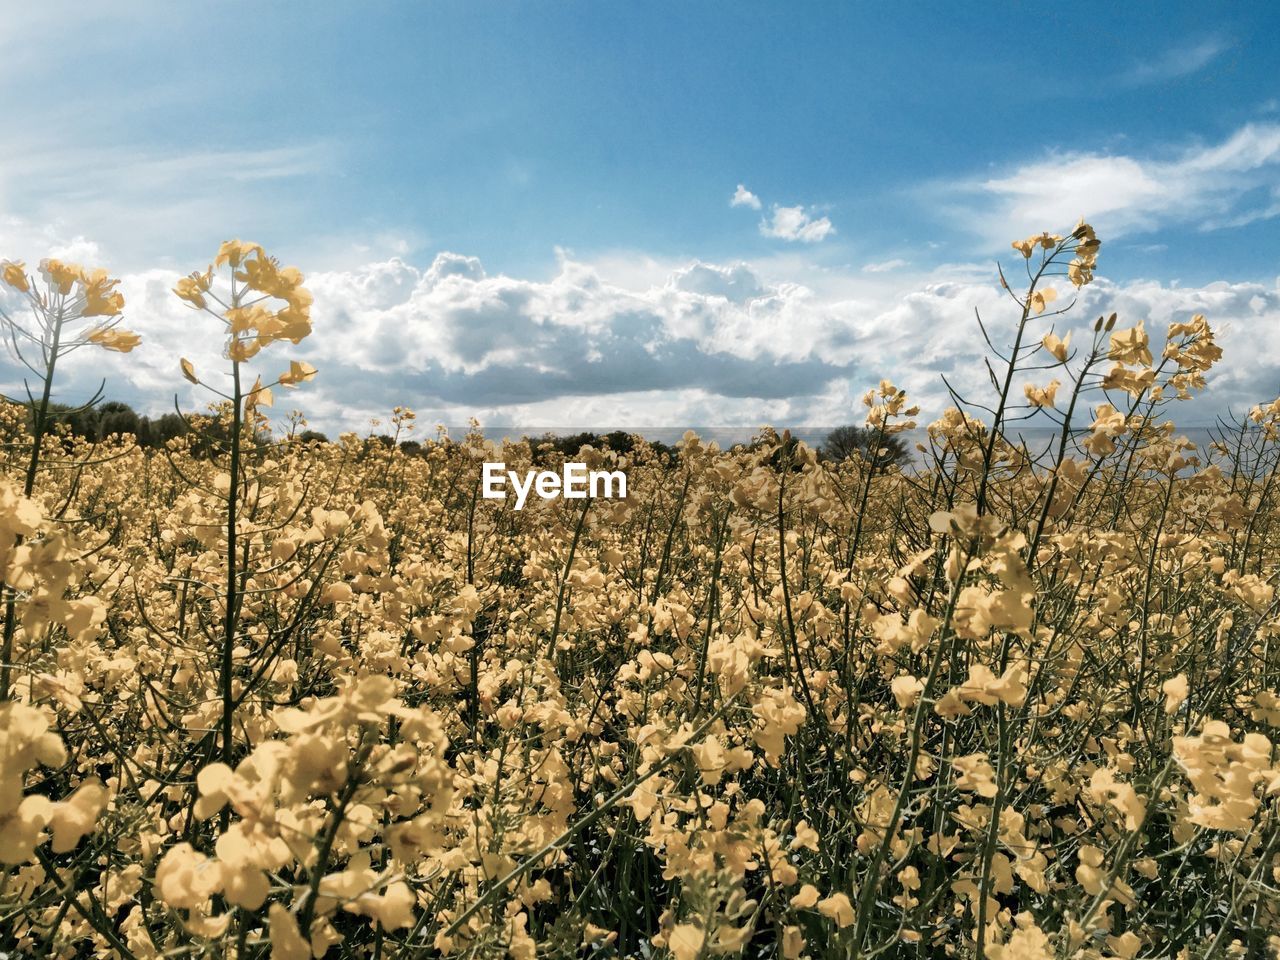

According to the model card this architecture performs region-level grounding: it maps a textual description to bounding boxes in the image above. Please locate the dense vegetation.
[1,227,1278,959]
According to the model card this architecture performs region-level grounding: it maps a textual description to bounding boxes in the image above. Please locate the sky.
[1,1,1279,435]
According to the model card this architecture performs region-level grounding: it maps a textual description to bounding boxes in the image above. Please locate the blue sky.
[2,2,1280,431]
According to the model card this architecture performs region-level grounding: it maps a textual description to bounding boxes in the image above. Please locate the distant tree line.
[739,425,909,469]
[39,401,190,449]
[521,426,909,470]
[525,430,677,464]
[26,402,910,471]
[31,400,272,458]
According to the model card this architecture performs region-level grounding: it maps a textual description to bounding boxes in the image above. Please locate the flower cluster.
[1,258,139,354]
[174,240,313,362]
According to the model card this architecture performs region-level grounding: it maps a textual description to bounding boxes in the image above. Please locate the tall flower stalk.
[0,258,138,700]
[172,241,316,765]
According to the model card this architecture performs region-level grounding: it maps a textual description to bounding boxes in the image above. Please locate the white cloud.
[730,184,761,210]
[863,258,908,273]
[668,262,766,303]
[46,235,102,263]
[0,139,336,271]
[4,245,1275,435]
[946,122,1280,247]
[1121,36,1230,86]
[733,186,836,244]
[760,204,835,243]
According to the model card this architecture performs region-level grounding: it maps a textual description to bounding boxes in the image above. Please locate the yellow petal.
[667,925,705,960]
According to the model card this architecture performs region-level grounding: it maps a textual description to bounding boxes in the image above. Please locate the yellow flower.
[1,261,28,292]
[174,269,212,309]
[1024,379,1060,408]
[1029,287,1057,314]
[0,795,52,865]
[245,377,273,414]
[350,880,415,929]
[1101,363,1157,397]
[239,252,309,305]
[667,925,705,960]
[998,917,1055,960]
[1109,322,1153,367]
[953,752,999,797]
[154,843,223,910]
[39,259,81,295]
[1011,232,1061,259]
[790,884,820,909]
[270,303,313,344]
[215,239,264,269]
[227,304,273,335]
[1086,404,1127,456]
[268,903,311,960]
[817,892,855,928]
[1088,768,1146,831]
[279,360,318,388]
[229,337,263,362]
[1067,221,1101,287]
[47,780,107,852]
[79,268,125,317]
[891,674,924,708]
[1075,844,1107,895]
[182,243,314,359]
[86,327,141,353]
[789,820,820,851]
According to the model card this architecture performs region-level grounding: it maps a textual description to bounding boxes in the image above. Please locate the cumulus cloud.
[730,184,762,210]
[946,122,1280,247]
[731,185,836,243]
[668,262,766,303]
[760,204,835,243]
[3,247,1276,435]
[825,275,1280,427]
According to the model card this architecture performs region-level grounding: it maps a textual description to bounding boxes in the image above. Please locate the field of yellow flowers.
[2,226,1279,959]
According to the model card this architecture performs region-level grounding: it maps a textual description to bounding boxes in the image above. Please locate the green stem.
[223,357,242,770]
[1,297,64,701]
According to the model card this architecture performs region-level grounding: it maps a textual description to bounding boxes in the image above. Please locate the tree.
[40,400,139,444]
[143,412,190,447]
[524,430,677,465]
[821,424,910,470]
[96,401,140,441]
[39,401,93,441]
